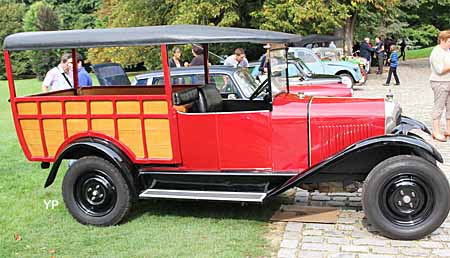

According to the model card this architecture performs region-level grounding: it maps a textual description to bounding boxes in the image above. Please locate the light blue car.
[288,47,366,88]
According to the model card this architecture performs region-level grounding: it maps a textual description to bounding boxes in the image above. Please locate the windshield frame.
[268,47,290,96]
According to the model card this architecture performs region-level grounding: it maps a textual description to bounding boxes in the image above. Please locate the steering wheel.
[250,78,269,100]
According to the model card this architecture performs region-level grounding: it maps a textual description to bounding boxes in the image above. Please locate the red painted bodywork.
[289,83,352,97]
[5,48,384,174]
[309,97,385,166]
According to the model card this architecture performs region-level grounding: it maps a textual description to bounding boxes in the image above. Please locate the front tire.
[362,155,450,240]
[62,156,132,226]
[338,73,354,89]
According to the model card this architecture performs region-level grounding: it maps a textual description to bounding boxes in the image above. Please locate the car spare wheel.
[362,155,450,240]
[62,156,132,226]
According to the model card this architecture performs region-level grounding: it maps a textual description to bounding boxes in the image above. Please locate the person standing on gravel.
[429,30,450,142]
[374,37,385,74]
[383,45,400,86]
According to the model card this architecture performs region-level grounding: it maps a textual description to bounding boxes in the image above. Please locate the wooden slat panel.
[42,119,64,156]
[143,101,168,114]
[91,119,115,137]
[66,101,87,115]
[117,101,140,114]
[91,101,113,114]
[20,119,44,156]
[41,102,62,115]
[118,119,144,158]
[67,119,88,137]
[17,102,38,115]
[145,119,172,159]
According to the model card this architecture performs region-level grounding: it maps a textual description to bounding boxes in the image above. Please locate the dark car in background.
[134,66,353,98]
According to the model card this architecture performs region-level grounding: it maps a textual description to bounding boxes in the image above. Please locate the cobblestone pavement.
[275,58,450,258]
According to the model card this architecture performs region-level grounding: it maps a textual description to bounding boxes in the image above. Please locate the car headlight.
[385,100,402,134]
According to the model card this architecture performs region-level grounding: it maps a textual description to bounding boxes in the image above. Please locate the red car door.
[216,111,272,170]
[177,111,272,171]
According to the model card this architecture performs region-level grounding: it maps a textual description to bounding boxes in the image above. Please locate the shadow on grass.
[126,194,293,224]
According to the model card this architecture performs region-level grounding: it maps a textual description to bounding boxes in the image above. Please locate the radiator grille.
[315,123,374,163]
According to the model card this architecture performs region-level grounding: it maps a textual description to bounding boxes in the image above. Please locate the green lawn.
[0,79,285,258]
[405,47,433,60]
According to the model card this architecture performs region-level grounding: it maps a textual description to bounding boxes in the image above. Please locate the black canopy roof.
[3,24,302,51]
[291,34,342,47]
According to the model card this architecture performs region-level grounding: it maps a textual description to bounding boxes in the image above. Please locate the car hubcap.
[381,174,433,226]
[340,76,352,88]
[74,170,117,216]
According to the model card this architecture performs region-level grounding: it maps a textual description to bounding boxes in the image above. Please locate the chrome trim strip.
[138,171,297,177]
[139,189,267,202]
[307,97,314,167]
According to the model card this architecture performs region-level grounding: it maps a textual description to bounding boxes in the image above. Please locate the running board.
[139,189,267,202]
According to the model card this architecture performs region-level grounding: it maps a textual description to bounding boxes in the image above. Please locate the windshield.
[270,48,288,94]
[233,69,259,98]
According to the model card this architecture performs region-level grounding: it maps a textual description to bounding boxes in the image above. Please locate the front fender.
[267,134,442,197]
[392,115,431,135]
[44,138,136,189]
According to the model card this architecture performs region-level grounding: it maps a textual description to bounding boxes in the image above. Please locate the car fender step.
[139,189,267,202]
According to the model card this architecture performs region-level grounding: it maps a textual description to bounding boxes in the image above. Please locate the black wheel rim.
[74,170,117,217]
[380,173,434,226]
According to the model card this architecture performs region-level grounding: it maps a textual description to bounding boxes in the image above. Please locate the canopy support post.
[285,46,290,93]
[71,49,79,89]
[4,50,16,99]
[161,44,172,107]
[202,44,209,85]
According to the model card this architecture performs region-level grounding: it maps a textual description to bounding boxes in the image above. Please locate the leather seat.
[197,85,223,112]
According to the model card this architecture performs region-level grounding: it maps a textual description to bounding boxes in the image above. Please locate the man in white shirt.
[42,53,73,92]
[224,48,249,68]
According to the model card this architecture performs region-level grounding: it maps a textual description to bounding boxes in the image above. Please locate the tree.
[23,1,60,80]
[0,0,28,79]
[87,0,174,70]
[252,0,399,54]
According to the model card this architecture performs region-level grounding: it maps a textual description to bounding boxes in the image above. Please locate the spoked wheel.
[62,156,132,226]
[363,155,450,240]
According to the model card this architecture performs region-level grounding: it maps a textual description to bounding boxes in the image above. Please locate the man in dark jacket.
[398,39,407,61]
[375,37,385,74]
[359,37,374,73]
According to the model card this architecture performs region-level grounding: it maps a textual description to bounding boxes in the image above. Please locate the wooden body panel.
[13,88,177,163]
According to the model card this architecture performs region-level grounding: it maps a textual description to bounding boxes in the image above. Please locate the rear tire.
[62,156,132,226]
[362,155,450,239]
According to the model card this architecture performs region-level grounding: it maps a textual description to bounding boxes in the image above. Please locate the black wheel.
[362,155,450,239]
[62,156,133,226]
[338,73,354,89]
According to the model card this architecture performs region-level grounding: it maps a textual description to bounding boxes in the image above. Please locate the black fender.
[392,115,431,135]
[267,134,442,197]
[44,137,137,192]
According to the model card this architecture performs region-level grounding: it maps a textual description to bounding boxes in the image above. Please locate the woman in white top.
[429,30,450,141]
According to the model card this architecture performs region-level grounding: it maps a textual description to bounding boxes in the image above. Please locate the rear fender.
[267,134,442,197]
[44,137,137,191]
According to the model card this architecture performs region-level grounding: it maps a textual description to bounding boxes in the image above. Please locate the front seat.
[197,84,223,113]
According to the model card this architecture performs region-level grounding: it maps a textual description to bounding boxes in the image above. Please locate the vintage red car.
[3,25,449,240]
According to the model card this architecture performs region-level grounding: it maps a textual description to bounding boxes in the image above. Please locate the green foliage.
[23,2,60,80]
[252,0,350,35]
[0,1,27,79]
[403,24,440,47]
